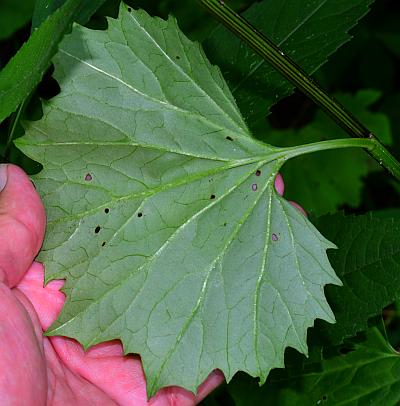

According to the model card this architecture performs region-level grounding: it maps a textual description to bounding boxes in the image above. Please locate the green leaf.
[204,0,374,130]
[264,90,391,215]
[156,0,257,41]
[312,211,400,345]
[32,0,65,30]
[0,0,35,40]
[0,0,81,123]
[379,32,400,58]
[16,5,341,397]
[32,0,107,29]
[382,93,400,150]
[228,328,400,406]
[376,13,400,59]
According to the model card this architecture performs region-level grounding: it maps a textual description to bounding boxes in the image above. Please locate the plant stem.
[197,0,400,180]
[279,138,376,162]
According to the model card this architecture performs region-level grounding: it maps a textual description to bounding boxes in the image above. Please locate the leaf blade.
[17,5,340,396]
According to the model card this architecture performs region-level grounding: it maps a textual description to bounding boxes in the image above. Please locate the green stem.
[278,138,376,162]
[197,0,400,180]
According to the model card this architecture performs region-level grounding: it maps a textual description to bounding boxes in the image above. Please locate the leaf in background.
[32,0,107,29]
[358,40,395,93]
[228,328,400,406]
[155,0,257,41]
[204,0,374,131]
[376,12,400,59]
[372,209,400,219]
[0,0,35,40]
[380,32,400,58]
[32,0,65,30]
[382,93,400,154]
[17,5,341,396]
[226,211,400,405]
[312,211,400,346]
[0,0,81,123]
[265,90,392,215]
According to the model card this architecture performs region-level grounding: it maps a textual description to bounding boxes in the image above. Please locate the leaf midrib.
[334,377,400,405]
[254,186,273,375]
[40,153,275,227]
[24,84,262,161]
[270,351,397,385]
[147,160,280,393]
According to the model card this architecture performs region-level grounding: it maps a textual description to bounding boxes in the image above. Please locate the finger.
[273,173,307,216]
[0,283,47,405]
[149,370,225,406]
[49,336,149,405]
[0,164,46,287]
[17,264,149,404]
[289,200,308,217]
[16,265,122,404]
[195,370,225,403]
[16,262,65,331]
[19,265,224,405]
[274,173,284,196]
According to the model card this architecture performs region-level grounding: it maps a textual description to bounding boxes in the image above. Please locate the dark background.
[1,1,399,403]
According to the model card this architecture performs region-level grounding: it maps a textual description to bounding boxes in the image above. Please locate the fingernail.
[0,164,8,192]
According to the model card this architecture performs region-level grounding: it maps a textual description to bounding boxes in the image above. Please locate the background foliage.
[1,0,400,404]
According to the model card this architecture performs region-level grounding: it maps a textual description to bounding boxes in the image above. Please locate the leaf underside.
[17,5,340,397]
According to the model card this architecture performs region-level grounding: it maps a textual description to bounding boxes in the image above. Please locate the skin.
[0,165,299,405]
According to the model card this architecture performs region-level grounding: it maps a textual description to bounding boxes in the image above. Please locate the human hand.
[0,164,304,405]
[0,164,224,405]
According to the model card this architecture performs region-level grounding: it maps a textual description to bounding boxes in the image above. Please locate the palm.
[0,164,291,405]
[0,165,222,405]
[5,264,222,405]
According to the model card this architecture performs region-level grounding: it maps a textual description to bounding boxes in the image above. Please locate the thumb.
[0,164,46,287]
